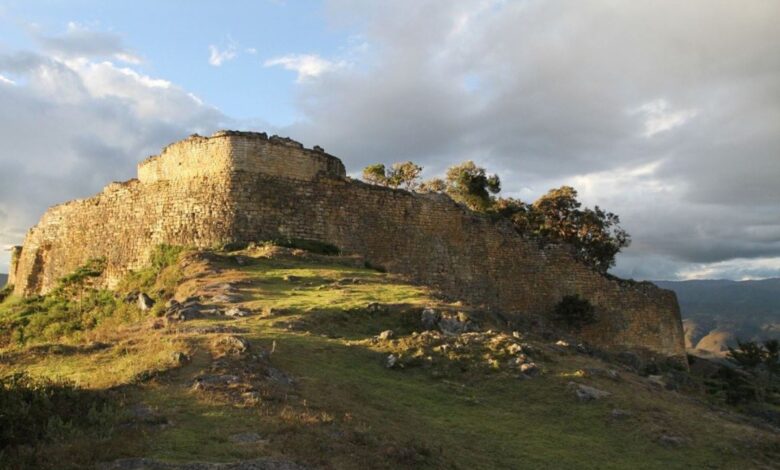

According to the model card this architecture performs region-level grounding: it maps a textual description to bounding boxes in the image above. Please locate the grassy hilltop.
[0,244,778,469]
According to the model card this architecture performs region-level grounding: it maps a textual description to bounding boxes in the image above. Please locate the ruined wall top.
[137,130,346,184]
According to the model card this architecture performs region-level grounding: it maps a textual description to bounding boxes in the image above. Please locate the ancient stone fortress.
[7,131,685,358]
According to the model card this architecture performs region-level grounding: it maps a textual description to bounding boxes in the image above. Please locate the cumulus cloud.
[208,43,238,67]
[273,0,780,280]
[264,54,342,82]
[0,30,227,272]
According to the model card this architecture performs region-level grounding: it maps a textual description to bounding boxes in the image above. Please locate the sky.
[0,0,778,281]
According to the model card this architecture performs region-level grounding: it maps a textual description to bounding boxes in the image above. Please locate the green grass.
[0,246,777,468]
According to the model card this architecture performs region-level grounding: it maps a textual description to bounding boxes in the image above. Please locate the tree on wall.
[443,161,501,211]
[362,161,629,273]
[529,186,630,273]
[361,162,423,190]
[362,164,389,186]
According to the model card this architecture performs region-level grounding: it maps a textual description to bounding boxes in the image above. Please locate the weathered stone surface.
[569,382,612,401]
[377,330,394,341]
[137,293,155,311]
[11,131,685,358]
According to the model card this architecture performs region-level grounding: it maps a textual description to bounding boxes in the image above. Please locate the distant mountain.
[0,273,7,287]
[655,278,780,354]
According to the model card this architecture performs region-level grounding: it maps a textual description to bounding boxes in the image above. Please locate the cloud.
[33,22,142,64]
[0,74,14,85]
[0,31,227,273]
[273,0,780,280]
[634,99,698,138]
[208,43,238,67]
[264,54,342,82]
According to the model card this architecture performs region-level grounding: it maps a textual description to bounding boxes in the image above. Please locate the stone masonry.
[8,131,685,357]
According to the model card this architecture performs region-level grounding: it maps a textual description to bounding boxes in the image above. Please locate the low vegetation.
[0,243,778,468]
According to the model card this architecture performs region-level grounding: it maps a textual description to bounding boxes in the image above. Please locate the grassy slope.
[1,247,778,469]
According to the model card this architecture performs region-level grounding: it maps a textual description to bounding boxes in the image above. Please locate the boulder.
[421,308,440,330]
[137,293,155,311]
[217,336,250,355]
[519,362,539,376]
[568,382,611,401]
[225,307,251,318]
[385,354,399,369]
[377,330,394,341]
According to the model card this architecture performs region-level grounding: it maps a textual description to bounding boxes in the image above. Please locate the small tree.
[444,161,501,211]
[388,161,423,190]
[362,164,389,186]
[419,178,446,193]
[726,339,780,401]
[554,294,597,329]
[528,186,630,272]
[362,161,423,190]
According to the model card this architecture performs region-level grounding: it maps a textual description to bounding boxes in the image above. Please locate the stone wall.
[12,131,685,357]
[138,131,345,184]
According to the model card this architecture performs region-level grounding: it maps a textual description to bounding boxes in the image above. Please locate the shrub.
[149,244,185,271]
[0,373,114,457]
[554,295,597,329]
[0,285,12,303]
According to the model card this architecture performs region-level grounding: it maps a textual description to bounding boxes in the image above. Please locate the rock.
[171,351,190,365]
[513,354,528,365]
[192,374,240,391]
[212,293,242,303]
[377,330,394,341]
[438,313,475,336]
[507,343,523,355]
[512,331,522,339]
[366,302,387,313]
[658,434,686,447]
[610,408,632,419]
[228,432,268,445]
[519,362,539,377]
[265,367,294,386]
[421,308,440,330]
[225,307,251,317]
[283,274,301,282]
[218,336,250,355]
[646,374,666,388]
[242,391,263,405]
[555,340,570,347]
[581,368,621,381]
[569,382,611,401]
[137,293,155,311]
[385,354,399,369]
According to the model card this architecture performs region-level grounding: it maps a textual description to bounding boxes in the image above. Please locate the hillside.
[0,245,778,468]
[655,279,780,354]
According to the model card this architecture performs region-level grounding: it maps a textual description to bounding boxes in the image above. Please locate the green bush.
[554,294,597,329]
[0,285,13,303]
[0,373,114,458]
[149,244,185,271]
